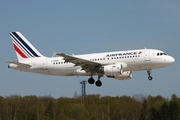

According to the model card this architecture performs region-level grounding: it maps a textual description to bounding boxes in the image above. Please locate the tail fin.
[10,31,44,62]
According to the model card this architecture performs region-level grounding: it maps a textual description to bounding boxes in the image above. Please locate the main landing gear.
[88,75,103,87]
[88,77,95,84]
[147,70,153,80]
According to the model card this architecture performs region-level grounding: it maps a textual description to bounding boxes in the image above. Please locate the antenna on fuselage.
[52,51,57,57]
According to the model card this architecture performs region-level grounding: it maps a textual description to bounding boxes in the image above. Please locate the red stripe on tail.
[13,44,28,58]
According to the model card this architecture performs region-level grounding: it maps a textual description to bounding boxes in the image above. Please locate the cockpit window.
[163,53,166,55]
[157,53,166,56]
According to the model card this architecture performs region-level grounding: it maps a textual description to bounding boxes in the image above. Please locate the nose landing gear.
[147,70,153,80]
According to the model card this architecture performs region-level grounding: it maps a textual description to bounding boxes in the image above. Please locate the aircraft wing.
[6,60,31,67]
[55,53,101,72]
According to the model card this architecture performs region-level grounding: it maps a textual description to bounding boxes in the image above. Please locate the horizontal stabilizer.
[6,60,31,67]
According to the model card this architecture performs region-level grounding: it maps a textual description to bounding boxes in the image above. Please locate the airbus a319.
[7,32,175,87]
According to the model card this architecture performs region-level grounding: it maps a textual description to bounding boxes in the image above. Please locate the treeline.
[0,94,180,120]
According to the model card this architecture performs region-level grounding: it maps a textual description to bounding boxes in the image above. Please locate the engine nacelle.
[107,71,132,80]
[74,69,90,76]
[103,63,127,76]
[114,71,132,80]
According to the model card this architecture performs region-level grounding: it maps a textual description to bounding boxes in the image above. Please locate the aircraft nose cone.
[168,56,175,64]
[171,57,175,63]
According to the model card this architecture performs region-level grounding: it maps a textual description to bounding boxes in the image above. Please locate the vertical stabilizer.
[10,32,44,62]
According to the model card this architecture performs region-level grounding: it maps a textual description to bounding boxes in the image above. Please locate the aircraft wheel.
[95,80,102,87]
[88,77,95,84]
[148,76,153,80]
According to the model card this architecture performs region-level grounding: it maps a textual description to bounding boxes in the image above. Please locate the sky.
[0,1,180,98]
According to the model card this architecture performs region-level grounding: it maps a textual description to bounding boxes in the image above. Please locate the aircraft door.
[144,50,151,61]
[42,59,48,70]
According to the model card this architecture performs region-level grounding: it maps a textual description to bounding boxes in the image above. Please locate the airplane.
[7,31,175,87]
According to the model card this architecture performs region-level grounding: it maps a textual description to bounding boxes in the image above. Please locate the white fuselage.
[10,49,174,77]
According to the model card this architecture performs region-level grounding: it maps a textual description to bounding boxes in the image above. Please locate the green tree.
[140,100,148,120]
[69,103,88,120]
[2,95,22,120]
[160,102,169,120]
[168,101,179,120]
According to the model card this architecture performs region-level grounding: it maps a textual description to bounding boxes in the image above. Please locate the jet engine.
[107,71,132,80]
[103,63,127,76]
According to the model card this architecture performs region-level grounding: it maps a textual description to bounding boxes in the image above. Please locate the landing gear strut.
[95,75,103,87]
[88,75,103,87]
[147,70,153,80]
